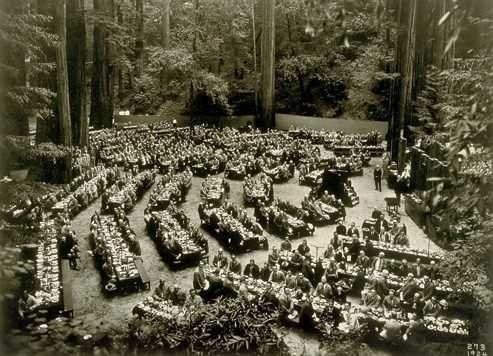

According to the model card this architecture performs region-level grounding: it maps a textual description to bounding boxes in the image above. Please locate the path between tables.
[67,156,440,349]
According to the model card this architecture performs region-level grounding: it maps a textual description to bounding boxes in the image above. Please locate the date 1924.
[467,344,487,356]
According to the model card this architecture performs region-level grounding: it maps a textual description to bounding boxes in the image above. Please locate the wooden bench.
[135,259,150,290]
[61,260,74,318]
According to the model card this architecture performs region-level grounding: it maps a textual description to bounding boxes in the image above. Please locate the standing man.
[374,165,383,192]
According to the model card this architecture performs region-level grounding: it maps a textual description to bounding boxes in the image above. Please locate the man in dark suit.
[212,249,228,269]
[398,259,412,277]
[413,258,425,278]
[244,258,260,279]
[355,250,370,271]
[374,165,383,192]
[335,220,347,236]
[422,275,435,300]
[347,222,359,238]
[193,263,207,290]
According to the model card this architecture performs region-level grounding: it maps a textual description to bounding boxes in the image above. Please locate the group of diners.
[89,124,347,184]
[200,176,230,206]
[147,169,192,211]
[89,209,148,293]
[145,204,208,268]
[243,172,274,205]
[254,199,315,239]
[301,190,346,225]
[101,170,155,213]
[198,200,268,252]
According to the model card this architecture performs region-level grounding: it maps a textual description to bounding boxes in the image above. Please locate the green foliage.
[189,71,233,116]
[417,54,493,312]
[0,0,57,135]
[111,0,387,119]
[127,298,283,354]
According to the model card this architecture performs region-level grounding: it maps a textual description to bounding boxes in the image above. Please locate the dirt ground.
[68,153,440,354]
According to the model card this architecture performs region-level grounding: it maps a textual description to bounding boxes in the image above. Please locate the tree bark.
[90,0,114,129]
[160,0,170,88]
[258,0,275,129]
[67,0,87,146]
[251,0,258,119]
[396,0,417,169]
[117,2,125,102]
[161,0,170,48]
[55,0,72,146]
[135,0,144,77]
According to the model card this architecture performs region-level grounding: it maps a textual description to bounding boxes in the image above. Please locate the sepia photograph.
[0,0,491,355]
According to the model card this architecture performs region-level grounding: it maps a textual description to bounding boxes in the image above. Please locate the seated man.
[295,272,313,293]
[355,250,370,271]
[280,237,292,252]
[169,285,187,306]
[362,287,381,308]
[269,264,286,283]
[346,222,359,238]
[244,259,260,279]
[398,259,412,277]
[228,255,242,274]
[335,220,347,236]
[193,263,208,291]
[268,247,280,266]
[212,249,228,269]
[290,250,304,271]
[297,239,310,256]
[382,289,401,313]
[154,279,170,300]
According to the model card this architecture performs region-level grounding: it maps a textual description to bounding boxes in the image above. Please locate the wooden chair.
[385,197,399,214]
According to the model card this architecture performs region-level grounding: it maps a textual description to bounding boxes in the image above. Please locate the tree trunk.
[90,0,114,129]
[160,0,170,88]
[55,0,72,146]
[67,0,87,146]
[396,0,417,170]
[161,0,170,48]
[192,0,199,53]
[135,0,144,77]
[251,0,258,119]
[117,2,125,102]
[258,0,275,129]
